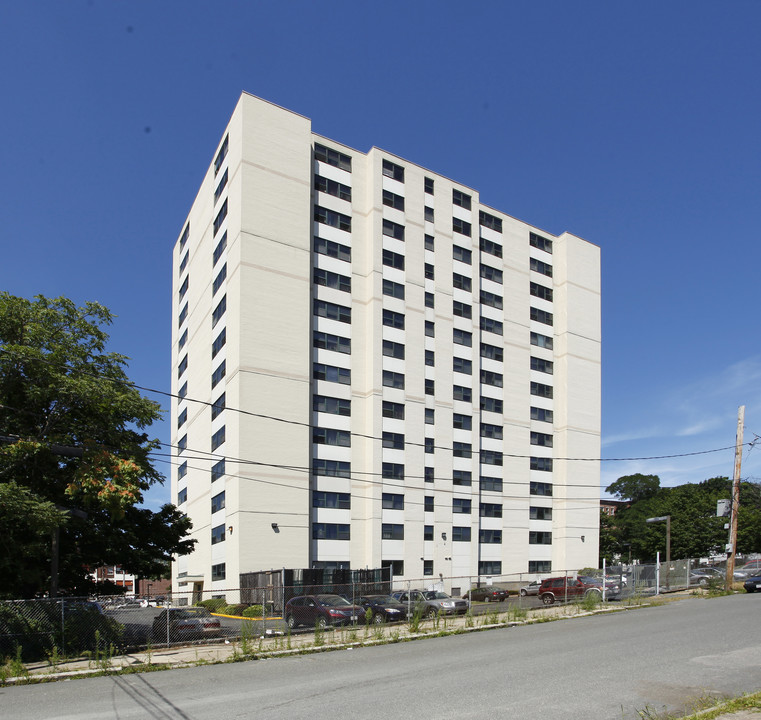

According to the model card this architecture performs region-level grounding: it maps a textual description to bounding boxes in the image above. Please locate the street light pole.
[646,515,671,589]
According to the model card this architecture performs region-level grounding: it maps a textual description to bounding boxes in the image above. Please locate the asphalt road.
[5,594,759,720]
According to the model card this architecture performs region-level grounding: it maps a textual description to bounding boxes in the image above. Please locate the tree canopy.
[0,293,194,598]
[600,473,761,564]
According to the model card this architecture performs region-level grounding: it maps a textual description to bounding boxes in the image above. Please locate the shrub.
[220,604,247,616]
[196,598,226,612]
[241,605,264,618]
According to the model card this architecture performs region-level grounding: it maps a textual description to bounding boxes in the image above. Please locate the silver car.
[519,580,542,597]
[392,590,469,617]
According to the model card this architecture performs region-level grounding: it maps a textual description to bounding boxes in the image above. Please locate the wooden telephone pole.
[725,405,745,592]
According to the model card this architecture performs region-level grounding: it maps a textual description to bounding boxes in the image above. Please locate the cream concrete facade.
[171,93,601,600]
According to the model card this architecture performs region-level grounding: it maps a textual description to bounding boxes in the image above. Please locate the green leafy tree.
[0,293,194,598]
[605,473,661,503]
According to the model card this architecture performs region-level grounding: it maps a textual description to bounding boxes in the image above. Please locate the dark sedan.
[151,607,221,641]
[284,594,365,629]
[357,595,408,623]
[464,586,509,602]
[743,575,761,593]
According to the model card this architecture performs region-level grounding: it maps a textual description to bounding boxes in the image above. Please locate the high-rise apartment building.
[171,93,601,600]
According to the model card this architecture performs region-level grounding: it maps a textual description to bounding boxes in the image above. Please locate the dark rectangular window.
[313,395,351,416]
[314,267,351,293]
[315,143,352,172]
[530,480,553,495]
[316,175,352,201]
[424,525,434,541]
[383,402,405,420]
[211,563,226,581]
[424,177,434,194]
[479,211,502,233]
[383,249,405,270]
[453,218,472,237]
[177,488,187,505]
[382,432,404,450]
[453,272,471,291]
[383,218,405,240]
[424,262,434,280]
[480,503,503,518]
[313,427,351,446]
[315,236,351,262]
[383,370,404,390]
[453,244,472,263]
[453,385,472,402]
[213,231,227,265]
[426,349,437,368]
[313,331,351,354]
[211,360,226,389]
[313,459,351,477]
[179,329,188,351]
[382,559,404,576]
[213,200,227,236]
[177,434,187,454]
[178,303,188,328]
[453,329,472,347]
[480,396,503,414]
[211,524,226,544]
[179,252,189,275]
[423,560,434,576]
[177,354,188,378]
[453,189,471,209]
[179,276,189,301]
[530,458,554,473]
[453,413,471,430]
[211,426,226,451]
[214,169,228,204]
[383,310,405,331]
[453,442,472,458]
[453,498,471,514]
[313,523,351,540]
[214,136,228,176]
[314,299,351,324]
[481,370,503,387]
[313,363,351,384]
[531,431,553,447]
[382,524,405,540]
[425,437,434,454]
[424,496,434,512]
[480,423,503,439]
[529,561,552,574]
[313,491,351,509]
[383,279,405,299]
[481,450,503,466]
[425,408,435,424]
[530,257,553,277]
[480,317,503,335]
[179,223,190,251]
[211,491,225,514]
[382,339,405,359]
[212,328,226,359]
[529,232,553,253]
[382,190,405,211]
[424,206,434,223]
[480,264,503,284]
[425,321,435,337]
[425,291,434,308]
[212,295,226,328]
[481,343,503,362]
[479,561,502,575]
[480,237,503,258]
[425,378,435,395]
[211,459,225,482]
[211,392,225,420]
[177,461,187,480]
[531,407,554,423]
[480,529,502,544]
[425,467,434,483]
[315,206,351,232]
[382,159,404,182]
[382,493,404,510]
[383,462,405,480]
[453,470,472,486]
[530,506,553,520]
[531,382,553,399]
[530,282,553,302]
[531,357,554,374]
[531,332,554,350]
[453,357,472,375]
[453,300,472,319]
[481,476,503,492]
[480,290,503,309]
[529,531,553,545]
[213,264,227,295]
[177,408,187,428]
[453,526,471,542]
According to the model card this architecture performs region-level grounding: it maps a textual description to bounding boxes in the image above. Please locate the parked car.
[519,580,542,597]
[356,595,408,623]
[152,607,221,641]
[743,575,761,593]
[578,575,621,598]
[538,577,600,605]
[689,567,724,587]
[737,560,761,577]
[284,594,365,629]
[391,590,469,617]
[463,586,509,603]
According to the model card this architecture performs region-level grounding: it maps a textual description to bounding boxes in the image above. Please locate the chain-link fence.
[2,558,744,662]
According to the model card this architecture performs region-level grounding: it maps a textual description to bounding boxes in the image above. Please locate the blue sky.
[2,1,760,510]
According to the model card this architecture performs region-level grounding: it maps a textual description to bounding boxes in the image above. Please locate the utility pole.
[725,406,745,592]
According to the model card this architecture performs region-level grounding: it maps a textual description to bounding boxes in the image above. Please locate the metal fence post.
[655,551,661,595]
